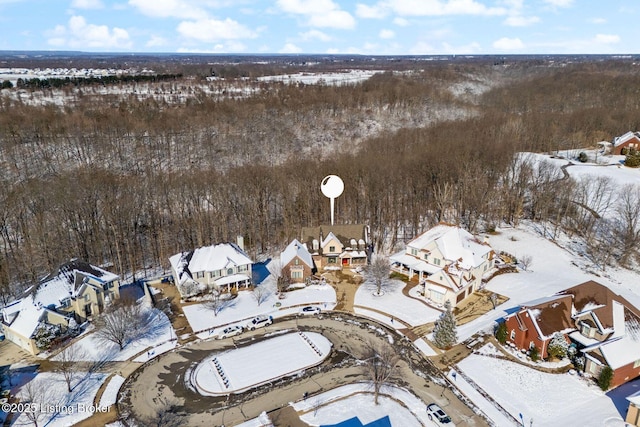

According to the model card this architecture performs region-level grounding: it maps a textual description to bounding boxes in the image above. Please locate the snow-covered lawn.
[256,69,382,85]
[183,285,336,334]
[12,372,107,427]
[53,308,175,362]
[457,354,624,427]
[291,383,440,427]
[191,332,331,395]
[354,279,440,327]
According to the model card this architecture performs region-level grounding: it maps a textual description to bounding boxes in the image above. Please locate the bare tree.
[252,285,271,306]
[489,292,498,310]
[141,397,183,427]
[19,379,52,427]
[519,254,532,271]
[365,255,391,296]
[361,341,400,405]
[614,184,640,266]
[95,299,144,350]
[203,288,235,316]
[56,345,87,392]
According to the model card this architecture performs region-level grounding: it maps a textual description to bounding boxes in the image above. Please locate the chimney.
[236,235,245,251]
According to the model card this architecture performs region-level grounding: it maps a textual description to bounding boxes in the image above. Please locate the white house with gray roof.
[169,242,253,297]
[390,224,494,308]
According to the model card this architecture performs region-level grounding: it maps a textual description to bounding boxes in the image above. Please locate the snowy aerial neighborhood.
[3,58,640,427]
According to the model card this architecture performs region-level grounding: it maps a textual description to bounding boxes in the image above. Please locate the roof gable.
[408,224,491,269]
[280,239,314,268]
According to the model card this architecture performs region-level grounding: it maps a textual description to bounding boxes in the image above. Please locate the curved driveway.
[119,313,488,426]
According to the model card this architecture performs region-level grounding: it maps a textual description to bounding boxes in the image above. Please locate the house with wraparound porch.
[390,223,494,308]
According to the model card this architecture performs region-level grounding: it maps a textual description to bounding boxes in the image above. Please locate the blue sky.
[0,0,638,54]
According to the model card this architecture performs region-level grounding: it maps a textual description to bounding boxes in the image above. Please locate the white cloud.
[504,15,539,26]
[276,0,356,29]
[356,3,386,18]
[393,17,410,26]
[279,43,302,53]
[300,29,332,41]
[543,0,573,7]
[146,35,168,47]
[409,40,435,54]
[492,36,524,50]
[373,0,508,17]
[594,34,620,44]
[379,29,395,39]
[70,0,104,9]
[128,0,207,19]
[46,15,132,49]
[177,18,257,42]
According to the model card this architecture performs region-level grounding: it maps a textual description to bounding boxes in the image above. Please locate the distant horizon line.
[1,50,639,58]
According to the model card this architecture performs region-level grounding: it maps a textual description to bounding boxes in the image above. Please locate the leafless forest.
[2,56,640,300]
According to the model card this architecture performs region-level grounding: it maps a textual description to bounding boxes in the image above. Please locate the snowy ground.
[354,279,440,327]
[12,372,107,427]
[191,332,331,395]
[256,69,382,86]
[52,308,175,362]
[99,375,125,408]
[456,353,625,427]
[290,383,441,427]
[183,284,336,334]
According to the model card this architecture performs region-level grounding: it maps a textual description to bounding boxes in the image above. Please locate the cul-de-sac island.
[2,54,640,427]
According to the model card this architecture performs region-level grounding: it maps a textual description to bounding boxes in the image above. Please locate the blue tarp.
[321,416,392,427]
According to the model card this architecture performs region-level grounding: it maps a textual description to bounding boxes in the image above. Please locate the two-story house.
[279,239,316,284]
[612,131,640,155]
[391,224,494,308]
[300,224,370,271]
[1,259,121,355]
[505,281,640,388]
[170,242,253,298]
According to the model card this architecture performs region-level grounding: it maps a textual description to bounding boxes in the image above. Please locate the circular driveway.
[119,313,488,426]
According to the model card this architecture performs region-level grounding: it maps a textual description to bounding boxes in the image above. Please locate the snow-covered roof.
[628,390,640,406]
[216,274,251,286]
[339,250,367,259]
[6,298,45,338]
[613,131,640,147]
[408,224,491,270]
[390,252,442,275]
[321,232,339,249]
[169,243,253,284]
[280,239,314,268]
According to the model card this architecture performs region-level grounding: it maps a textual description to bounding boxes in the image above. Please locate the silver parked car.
[426,403,452,424]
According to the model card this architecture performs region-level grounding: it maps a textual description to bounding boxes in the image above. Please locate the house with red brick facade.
[280,239,316,284]
[612,131,640,155]
[504,280,640,388]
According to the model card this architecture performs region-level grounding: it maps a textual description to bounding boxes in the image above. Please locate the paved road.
[120,313,489,426]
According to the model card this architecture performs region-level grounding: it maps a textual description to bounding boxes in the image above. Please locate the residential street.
[120,314,488,426]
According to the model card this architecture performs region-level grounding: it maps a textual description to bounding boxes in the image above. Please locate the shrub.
[625,153,640,168]
[529,346,540,361]
[495,322,508,344]
[547,333,569,359]
[598,366,613,390]
[578,152,588,163]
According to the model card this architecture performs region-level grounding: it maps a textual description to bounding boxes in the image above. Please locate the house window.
[580,321,594,338]
[209,271,215,278]
[510,330,516,340]
[329,246,336,252]
[328,257,337,264]
[60,298,71,308]
[227,268,234,275]
[295,258,299,265]
[195,271,204,279]
[529,341,535,349]
[108,282,114,289]
[238,265,248,273]
[434,258,441,265]
[84,294,90,302]
[429,288,445,304]
[291,271,303,279]
[634,359,640,369]
[411,248,418,256]
[423,254,428,260]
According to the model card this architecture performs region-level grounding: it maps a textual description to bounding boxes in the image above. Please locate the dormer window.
[227,268,234,275]
[580,321,594,338]
[411,248,418,256]
[60,298,71,308]
[329,246,335,252]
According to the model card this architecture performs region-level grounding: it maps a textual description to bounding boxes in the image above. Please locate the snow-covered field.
[257,69,382,85]
[354,279,440,327]
[457,354,625,427]
[12,372,107,427]
[291,383,440,427]
[183,284,336,334]
[52,308,175,362]
[191,332,331,395]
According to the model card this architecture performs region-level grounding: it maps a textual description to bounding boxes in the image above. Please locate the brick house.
[300,224,370,272]
[505,281,640,388]
[279,239,316,284]
[612,131,640,155]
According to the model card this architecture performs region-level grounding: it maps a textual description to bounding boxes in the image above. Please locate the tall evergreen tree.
[433,300,457,349]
